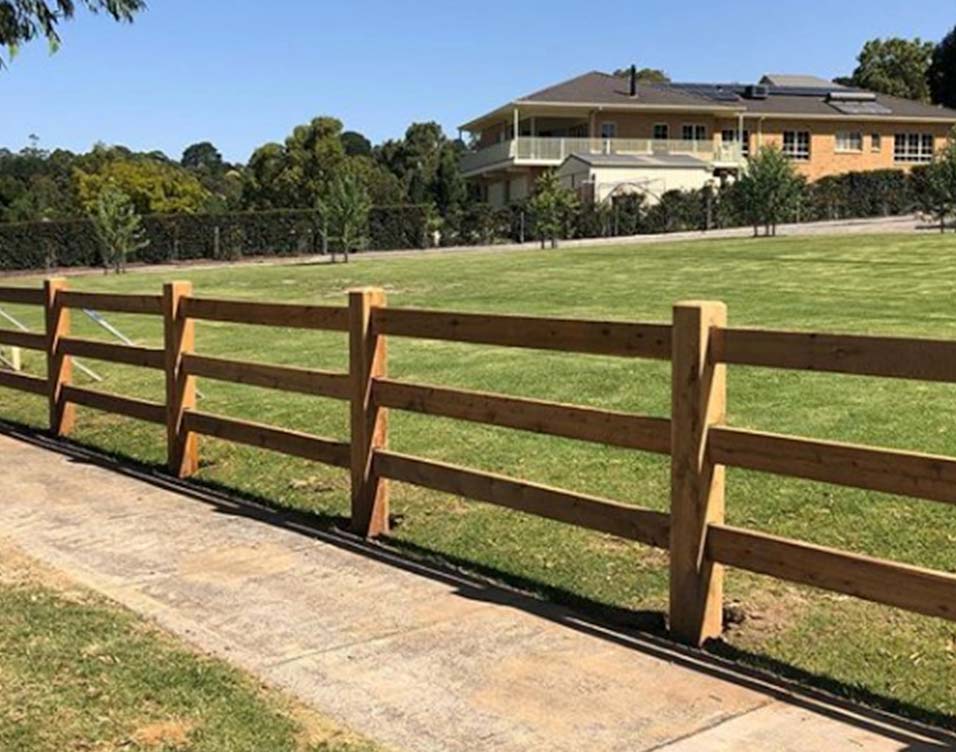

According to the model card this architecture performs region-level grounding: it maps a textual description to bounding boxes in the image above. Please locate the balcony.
[460,137,744,176]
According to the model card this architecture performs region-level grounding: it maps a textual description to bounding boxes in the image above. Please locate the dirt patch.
[722,583,812,645]
[0,537,89,599]
[129,719,194,749]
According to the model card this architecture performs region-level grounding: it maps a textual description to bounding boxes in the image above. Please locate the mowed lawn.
[2,234,956,726]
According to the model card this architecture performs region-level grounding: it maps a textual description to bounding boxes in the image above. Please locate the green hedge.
[451,168,920,246]
[0,206,429,271]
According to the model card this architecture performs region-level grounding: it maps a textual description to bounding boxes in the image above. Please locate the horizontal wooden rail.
[61,385,165,424]
[373,308,672,359]
[374,450,670,548]
[373,378,671,454]
[0,370,47,395]
[0,286,44,306]
[59,291,164,315]
[710,426,956,506]
[0,329,46,351]
[183,410,350,468]
[717,328,956,383]
[707,524,956,622]
[59,337,165,370]
[182,353,349,399]
[182,298,349,331]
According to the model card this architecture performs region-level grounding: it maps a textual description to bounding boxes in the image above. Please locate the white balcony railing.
[460,137,744,175]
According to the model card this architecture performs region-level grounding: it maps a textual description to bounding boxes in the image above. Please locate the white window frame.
[835,131,863,153]
[894,133,935,163]
[681,123,707,141]
[652,123,669,140]
[599,121,617,140]
[721,129,750,157]
[783,130,811,161]
[871,133,882,153]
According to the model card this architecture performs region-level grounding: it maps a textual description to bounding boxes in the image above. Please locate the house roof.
[561,153,711,169]
[460,71,956,131]
[519,71,729,109]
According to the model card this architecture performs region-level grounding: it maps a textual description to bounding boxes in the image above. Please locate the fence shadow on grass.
[1,418,955,748]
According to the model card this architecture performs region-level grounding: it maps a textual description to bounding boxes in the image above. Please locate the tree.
[340,130,372,157]
[0,0,144,66]
[612,66,670,83]
[75,156,212,215]
[89,183,148,273]
[912,129,956,232]
[181,142,224,173]
[529,170,579,248]
[317,172,371,263]
[736,146,804,237]
[243,116,347,209]
[849,37,934,101]
[928,26,956,109]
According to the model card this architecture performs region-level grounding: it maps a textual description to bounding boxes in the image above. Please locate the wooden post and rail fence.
[2,278,956,646]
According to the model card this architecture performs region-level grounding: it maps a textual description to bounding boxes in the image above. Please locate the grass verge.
[0,540,383,752]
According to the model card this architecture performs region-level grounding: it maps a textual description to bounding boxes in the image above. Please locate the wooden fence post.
[44,277,74,437]
[163,281,198,478]
[670,300,727,646]
[349,287,389,537]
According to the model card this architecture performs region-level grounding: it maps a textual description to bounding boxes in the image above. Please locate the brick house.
[458,70,956,206]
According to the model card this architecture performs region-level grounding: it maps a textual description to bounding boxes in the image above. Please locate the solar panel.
[668,83,741,102]
[829,101,893,115]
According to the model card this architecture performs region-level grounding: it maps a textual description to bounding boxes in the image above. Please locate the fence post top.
[673,300,726,312]
[43,277,67,288]
[347,286,385,294]
[163,280,192,291]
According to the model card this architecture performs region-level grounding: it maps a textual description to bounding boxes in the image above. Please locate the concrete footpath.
[1,429,953,751]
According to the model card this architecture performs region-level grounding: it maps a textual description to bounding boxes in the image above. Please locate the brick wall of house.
[718,117,953,180]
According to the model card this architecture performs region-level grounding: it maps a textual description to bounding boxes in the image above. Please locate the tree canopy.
[613,66,670,83]
[0,0,144,65]
[849,37,935,101]
[928,26,956,109]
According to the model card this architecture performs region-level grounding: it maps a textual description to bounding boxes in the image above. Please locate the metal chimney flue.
[629,64,637,97]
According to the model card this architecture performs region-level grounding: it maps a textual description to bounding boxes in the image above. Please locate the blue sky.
[2,0,953,163]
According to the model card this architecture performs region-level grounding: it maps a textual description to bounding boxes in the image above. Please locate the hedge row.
[0,169,929,270]
[446,168,924,245]
[0,205,429,271]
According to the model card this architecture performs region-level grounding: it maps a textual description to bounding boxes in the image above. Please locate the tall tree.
[612,66,670,83]
[928,26,956,109]
[340,130,372,157]
[0,0,144,66]
[243,116,346,209]
[181,142,224,173]
[850,37,934,101]
[75,156,211,215]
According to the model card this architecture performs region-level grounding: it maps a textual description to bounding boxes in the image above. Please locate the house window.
[835,131,863,152]
[681,124,707,141]
[600,122,617,140]
[894,133,935,163]
[653,123,669,140]
[871,133,882,152]
[721,129,750,157]
[783,130,811,160]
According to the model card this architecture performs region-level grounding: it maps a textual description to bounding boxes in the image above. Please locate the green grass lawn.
[2,234,956,727]
[0,543,382,752]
